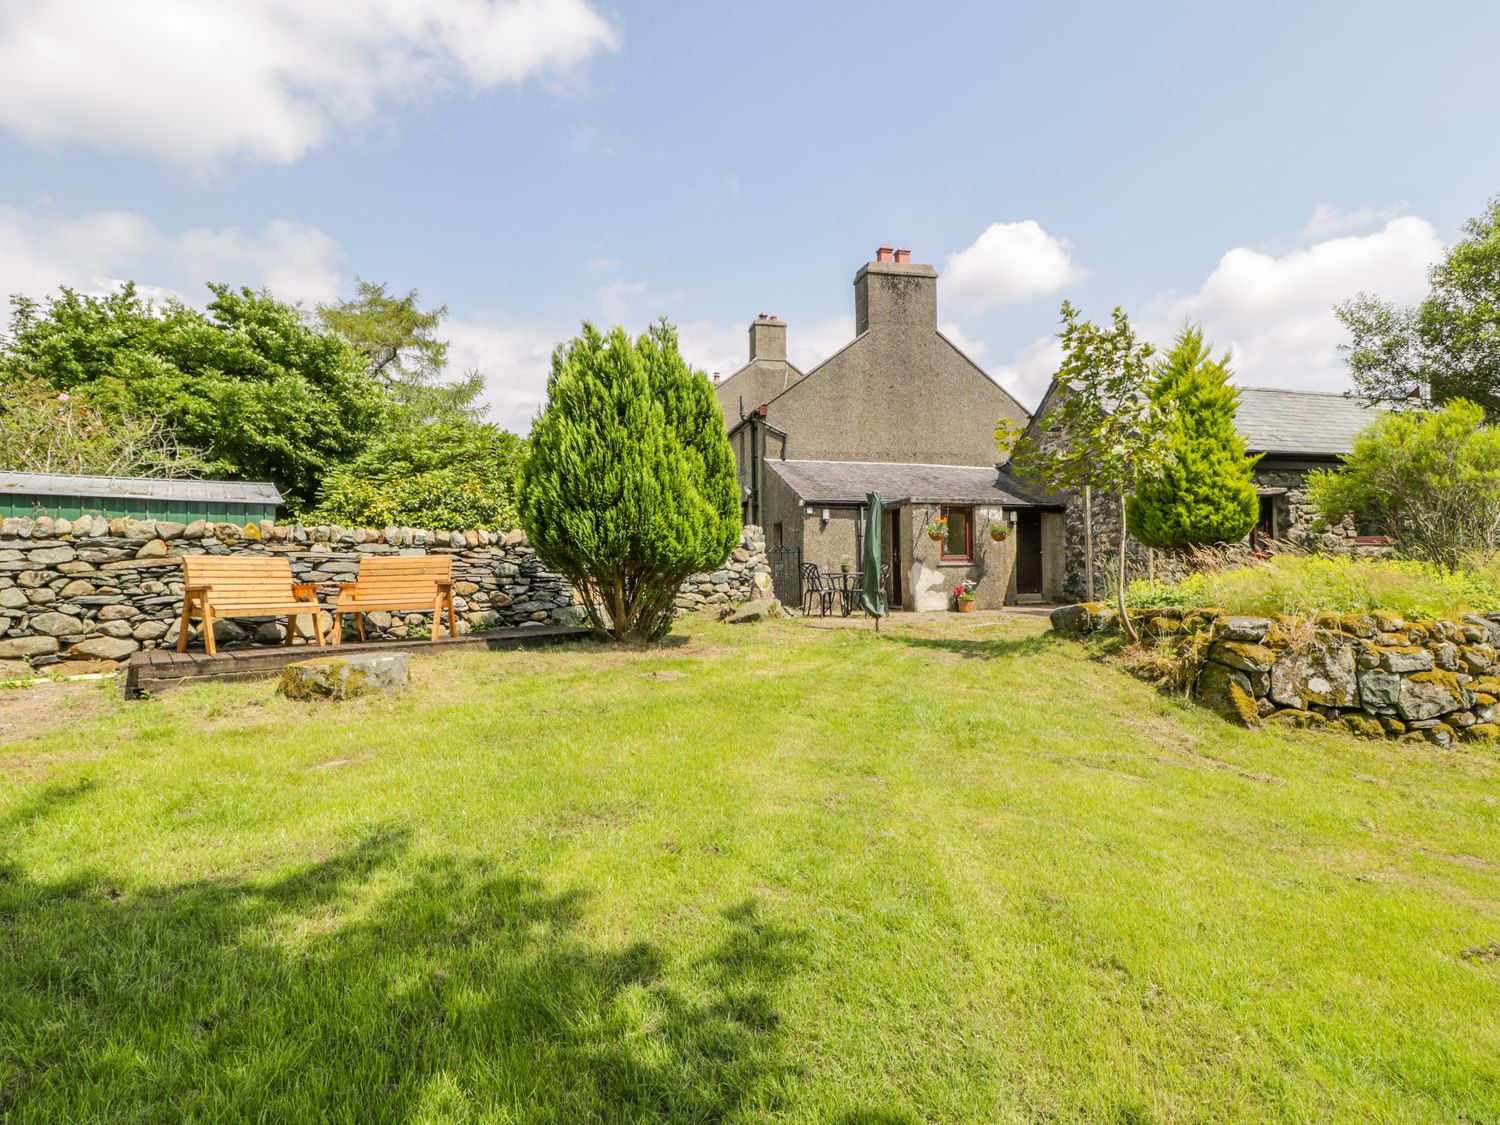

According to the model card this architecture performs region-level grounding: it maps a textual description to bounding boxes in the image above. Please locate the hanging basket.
[989,527,1009,542]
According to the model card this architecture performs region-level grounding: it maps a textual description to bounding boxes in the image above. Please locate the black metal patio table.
[827,570,862,616]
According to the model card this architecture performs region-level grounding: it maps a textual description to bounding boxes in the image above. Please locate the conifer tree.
[518,319,740,642]
[1127,327,1258,548]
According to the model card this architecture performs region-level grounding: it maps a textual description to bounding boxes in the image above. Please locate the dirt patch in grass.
[1461,941,1500,964]
[0,679,112,761]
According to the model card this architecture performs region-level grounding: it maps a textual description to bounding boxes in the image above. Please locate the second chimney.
[894,247,911,263]
[748,313,787,362]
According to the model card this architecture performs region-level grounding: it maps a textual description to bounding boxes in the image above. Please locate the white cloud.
[0,0,619,171]
[0,204,345,307]
[593,279,684,324]
[943,221,1089,310]
[1143,216,1443,393]
[445,316,563,432]
[789,316,855,371]
[1303,202,1408,239]
[938,321,986,361]
[992,335,1064,410]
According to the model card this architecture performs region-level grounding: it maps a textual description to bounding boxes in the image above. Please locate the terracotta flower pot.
[957,600,976,613]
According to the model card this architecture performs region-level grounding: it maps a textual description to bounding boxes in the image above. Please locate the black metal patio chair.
[800,563,835,617]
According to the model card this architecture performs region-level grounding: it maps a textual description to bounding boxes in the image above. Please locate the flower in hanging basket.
[988,522,1009,541]
[926,516,948,541]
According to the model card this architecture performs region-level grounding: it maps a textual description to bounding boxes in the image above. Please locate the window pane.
[944,507,970,558]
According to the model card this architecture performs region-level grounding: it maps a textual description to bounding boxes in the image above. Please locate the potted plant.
[926,516,948,541]
[988,521,1010,542]
[839,553,854,573]
[953,581,977,612]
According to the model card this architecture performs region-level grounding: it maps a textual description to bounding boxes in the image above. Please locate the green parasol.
[860,491,886,627]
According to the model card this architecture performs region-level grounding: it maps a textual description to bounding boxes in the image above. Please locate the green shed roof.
[0,472,283,507]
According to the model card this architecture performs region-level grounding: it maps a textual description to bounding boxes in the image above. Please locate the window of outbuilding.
[940,505,973,562]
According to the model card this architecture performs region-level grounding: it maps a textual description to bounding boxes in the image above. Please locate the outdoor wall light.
[1008,509,1018,525]
[821,508,831,525]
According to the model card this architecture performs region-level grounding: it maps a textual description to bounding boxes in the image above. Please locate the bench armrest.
[291,583,318,600]
[435,580,454,591]
[184,583,212,596]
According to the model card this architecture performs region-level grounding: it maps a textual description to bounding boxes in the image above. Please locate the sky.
[1,0,1497,431]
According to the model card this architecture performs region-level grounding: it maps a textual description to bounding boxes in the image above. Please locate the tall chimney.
[854,247,937,335]
[747,313,787,362]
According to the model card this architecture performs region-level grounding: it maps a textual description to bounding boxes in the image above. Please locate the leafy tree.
[1,283,385,511]
[1126,326,1258,548]
[1308,399,1500,569]
[0,379,206,478]
[1004,302,1164,643]
[519,320,740,642]
[315,420,525,530]
[1337,196,1500,418]
[317,279,484,421]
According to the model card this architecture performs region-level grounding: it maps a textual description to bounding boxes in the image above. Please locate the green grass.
[1126,553,1500,619]
[3,613,1500,1123]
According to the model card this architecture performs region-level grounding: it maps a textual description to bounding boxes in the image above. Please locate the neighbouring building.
[716,246,1063,611]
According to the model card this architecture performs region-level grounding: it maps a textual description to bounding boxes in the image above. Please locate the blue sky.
[1,0,1496,429]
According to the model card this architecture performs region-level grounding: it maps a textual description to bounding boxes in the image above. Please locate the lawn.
[3,612,1499,1123]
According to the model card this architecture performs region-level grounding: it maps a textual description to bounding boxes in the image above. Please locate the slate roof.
[0,472,284,505]
[765,459,1061,507]
[1233,387,1386,457]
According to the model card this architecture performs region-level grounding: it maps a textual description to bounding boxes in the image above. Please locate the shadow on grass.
[0,804,806,1121]
[883,631,1057,661]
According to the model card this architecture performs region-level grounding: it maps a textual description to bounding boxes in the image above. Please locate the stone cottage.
[715,247,1063,611]
[719,247,1389,611]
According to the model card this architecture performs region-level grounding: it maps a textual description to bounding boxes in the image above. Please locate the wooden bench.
[178,556,325,655]
[333,555,457,644]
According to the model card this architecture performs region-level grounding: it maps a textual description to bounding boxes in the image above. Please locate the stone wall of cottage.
[0,516,767,665]
[1052,602,1500,747]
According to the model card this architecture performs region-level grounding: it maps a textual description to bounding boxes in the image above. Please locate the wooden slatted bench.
[178,555,326,655]
[333,555,457,644]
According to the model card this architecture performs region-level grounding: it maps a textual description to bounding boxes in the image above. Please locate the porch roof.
[765,459,1061,508]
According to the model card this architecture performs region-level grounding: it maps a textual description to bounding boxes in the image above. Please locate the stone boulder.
[1269,644,1358,709]
[1221,616,1271,642]
[277,652,410,701]
[68,636,139,662]
[726,599,782,625]
[1197,662,1260,727]
[1396,671,1469,723]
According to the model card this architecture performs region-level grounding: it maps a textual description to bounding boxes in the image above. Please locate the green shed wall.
[0,493,278,524]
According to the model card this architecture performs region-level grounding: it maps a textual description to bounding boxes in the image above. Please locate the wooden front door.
[1015,510,1043,596]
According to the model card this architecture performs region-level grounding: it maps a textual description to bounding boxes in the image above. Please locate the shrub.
[518,320,740,642]
[1127,327,1258,547]
[314,420,524,530]
[1308,399,1500,569]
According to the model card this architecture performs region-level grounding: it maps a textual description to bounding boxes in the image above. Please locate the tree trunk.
[1083,485,1095,602]
[1117,487,1138,644]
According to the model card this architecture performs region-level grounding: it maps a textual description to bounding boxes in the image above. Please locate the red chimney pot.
[876,245,894,262]
[894,247,911,263]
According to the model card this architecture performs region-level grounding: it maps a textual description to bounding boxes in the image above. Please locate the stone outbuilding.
[1024,379,1392,601]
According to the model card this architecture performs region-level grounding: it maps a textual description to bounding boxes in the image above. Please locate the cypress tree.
[1127,326,1259,548]
[518,319,740,642]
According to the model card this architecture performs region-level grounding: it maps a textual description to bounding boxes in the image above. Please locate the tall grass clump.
[1126,554,1500,620]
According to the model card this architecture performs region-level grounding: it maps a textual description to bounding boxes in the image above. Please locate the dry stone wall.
[1052,602,1500,747]
[0,516,767,666]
